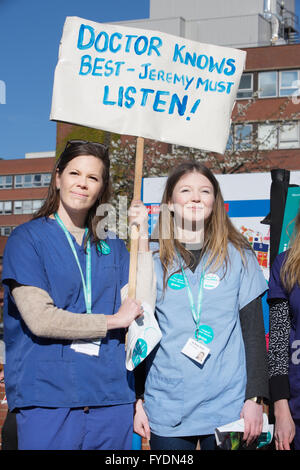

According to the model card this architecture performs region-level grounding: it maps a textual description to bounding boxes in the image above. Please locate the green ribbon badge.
[132,338,148,367]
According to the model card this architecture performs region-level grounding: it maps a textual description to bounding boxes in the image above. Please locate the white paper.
[126,301,162,371]
[215,413,274,446]
[50,16,246,153]
[70,339,101,356]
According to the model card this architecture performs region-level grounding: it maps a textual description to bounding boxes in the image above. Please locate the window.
[237,73,253,99]
[258,71,277,98]
[258,70,300,98]
[0,201,12,214]
[0,175,13,189]
[279,122,299,149]
[13,199,44,215]
[14,173,51,188]
[258,122,299,149]
[279,70,300,97]
[0,226,14,236]
[234,124,253,150]
[258,124,278,150]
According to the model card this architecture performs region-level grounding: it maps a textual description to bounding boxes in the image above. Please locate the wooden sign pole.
[128,136,145,299]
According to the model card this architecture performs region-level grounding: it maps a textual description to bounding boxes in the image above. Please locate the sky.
[0,0,300,160]
[0,0,150,160]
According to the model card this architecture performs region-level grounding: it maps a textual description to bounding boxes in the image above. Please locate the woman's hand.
[240,399,263,447]
[128,200,149,251]
[274,399,295,450]
[134,398,151,440]
[106,297,143,330]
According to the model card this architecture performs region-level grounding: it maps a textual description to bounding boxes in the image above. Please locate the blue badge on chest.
[97,240,111,255]
[168,273,186,290]
[195,325,214,344]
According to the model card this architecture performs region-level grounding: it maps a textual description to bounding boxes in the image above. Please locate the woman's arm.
[268,298,295,450]
[239,296,269,401]
[239,296,268,445]
[11,282,142,339]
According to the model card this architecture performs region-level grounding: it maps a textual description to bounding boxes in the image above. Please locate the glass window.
[237,73,253,99]
[280,70,299,97]
[0,175,13,189]
[33,200,43,212]
[234,124,253,150]
[42,173,51,186]
[258,71,277,98]
[23,200,32,214]
[15,175,22,188]
[258,124,278,150]
[4,201,12,214]
[0,202,3,213]
[33,174,42,187]
[14,200,22,214]
[24,174,33,188]
[279,122,299,149]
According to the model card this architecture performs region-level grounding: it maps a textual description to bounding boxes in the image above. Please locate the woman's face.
[169,171,215,227]
[56,155,103,215]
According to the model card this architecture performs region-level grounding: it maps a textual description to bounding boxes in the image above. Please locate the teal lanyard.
[177,253,205,342]
[54,212,92,314]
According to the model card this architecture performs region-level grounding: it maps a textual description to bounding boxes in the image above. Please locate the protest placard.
[50,16,246,154]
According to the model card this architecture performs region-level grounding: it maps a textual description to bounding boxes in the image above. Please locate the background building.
[0,153,54,310]
[57,0,300,176]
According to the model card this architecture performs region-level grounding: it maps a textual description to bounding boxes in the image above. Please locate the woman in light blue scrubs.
[2,140,143,450]
[134,161,269,450]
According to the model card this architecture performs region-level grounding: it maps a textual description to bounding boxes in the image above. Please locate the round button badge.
[168,273,186,290]
[195,325,214,344]
[203,273,220,290]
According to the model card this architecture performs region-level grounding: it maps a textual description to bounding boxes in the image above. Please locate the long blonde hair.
[280,209,300,292]
[157,161,252,290]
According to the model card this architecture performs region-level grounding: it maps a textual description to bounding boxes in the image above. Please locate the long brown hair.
[280,209,300,292]
[33,140,111,246]
[157,161,252,290]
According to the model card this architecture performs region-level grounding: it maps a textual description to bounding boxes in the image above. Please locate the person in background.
[133,161,269,450]
[268,208,300,450]
[2,140,143,450]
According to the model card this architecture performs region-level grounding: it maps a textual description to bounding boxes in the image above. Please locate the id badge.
[70,339,101,356]
[181,337,210,365]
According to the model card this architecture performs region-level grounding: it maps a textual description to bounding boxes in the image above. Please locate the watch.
[248,396,264,404]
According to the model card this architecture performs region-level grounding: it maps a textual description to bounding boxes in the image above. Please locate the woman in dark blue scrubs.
[268,208,300,450]
[2,140,142,450]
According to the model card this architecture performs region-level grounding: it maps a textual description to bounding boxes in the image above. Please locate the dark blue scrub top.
[268,250,300,420]
[2,217,135,410]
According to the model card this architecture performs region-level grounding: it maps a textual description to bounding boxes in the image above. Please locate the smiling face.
[169,171,215,228]
[56,155,104,220]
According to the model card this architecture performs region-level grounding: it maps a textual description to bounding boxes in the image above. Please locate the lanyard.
[54,212,92,314]
[177,253,205,340]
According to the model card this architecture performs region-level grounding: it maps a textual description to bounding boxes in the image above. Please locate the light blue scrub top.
[144,243,267,437]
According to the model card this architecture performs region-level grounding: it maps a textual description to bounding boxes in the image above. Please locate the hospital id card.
[70,339,101,356]
[181,338,210,365]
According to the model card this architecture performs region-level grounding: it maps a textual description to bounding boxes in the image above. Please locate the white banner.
[50,16,246,153]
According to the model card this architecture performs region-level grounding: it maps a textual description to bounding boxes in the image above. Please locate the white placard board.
[50,16,246,153]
